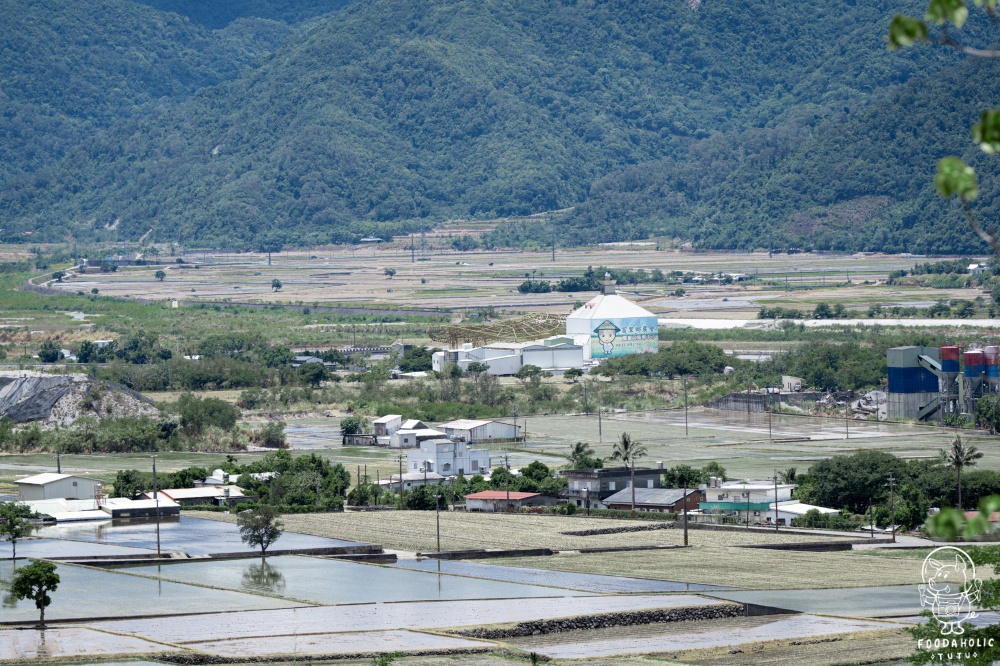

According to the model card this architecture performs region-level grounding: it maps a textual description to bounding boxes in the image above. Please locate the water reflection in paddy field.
[0,538,157,560]
[395,559,731,593]
[32,515,362,555]
[123,555,592,604]
[0,561,303,622]
[0,628,182,661]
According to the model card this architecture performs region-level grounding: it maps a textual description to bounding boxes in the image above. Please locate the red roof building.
[464,490,558,512]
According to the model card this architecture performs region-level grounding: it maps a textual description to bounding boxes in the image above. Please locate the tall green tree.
[610,432,648,517]
[0,503,34,560]
[10,560,59,627]
[941,435,984,509]
[237,506,284,556]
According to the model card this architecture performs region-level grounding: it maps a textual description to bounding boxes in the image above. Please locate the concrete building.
[101,497,181,519]
[373,414,403,437]
[464,490,559,512]
[390,427,448,449]
[566,279,658,360]
[561,467,665,508]
[431,336,589,377]
[768,501,839,527]
[699,478,796,524]
[410,439,490,477]
[603,488,703,513]
[16,473,102,501]
[378,471,447,492]
[886,346,942,420]
[440,419,520,442]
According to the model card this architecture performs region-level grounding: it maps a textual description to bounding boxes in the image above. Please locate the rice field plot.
[675,628,914,666]
[501,548,932,591]
[189,510,850,554]
[511,408,989,479]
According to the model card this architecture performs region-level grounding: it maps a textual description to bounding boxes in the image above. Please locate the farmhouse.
[440,419,520,441]
[17,473,102,501]
[561,466,665,508]
[410,438,490,477]
[378,471,447,492]
[464,490,558,512]
[699,478,796,524]
[603,488,703,513]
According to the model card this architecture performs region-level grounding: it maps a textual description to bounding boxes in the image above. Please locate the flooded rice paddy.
[123,555,591,604]
[707,585,923,617]
[0,628,181,661]
[0,561,302,622]
[185,629,489,657]
[395,559,730,593]
[0,538,157,559]
[32,515,363,555]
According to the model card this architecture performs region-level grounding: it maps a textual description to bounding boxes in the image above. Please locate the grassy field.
[499,548,935,590]
[189,510,851,554]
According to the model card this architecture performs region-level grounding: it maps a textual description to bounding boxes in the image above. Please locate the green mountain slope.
[555,58,1000,253]
[134,0,353,29]
[0,0,985,248]
[0,0,294,191]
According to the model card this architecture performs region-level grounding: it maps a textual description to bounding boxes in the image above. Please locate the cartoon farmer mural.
[595,320,620,355]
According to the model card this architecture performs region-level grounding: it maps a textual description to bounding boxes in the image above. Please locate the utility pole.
[846,404,850,439]
[869,499,875,539]
[682,481,689,546]
[397,454,404,504]
[888,473,897,544]
[598,406,602,442]
[504,453,511,512]
[56,451,61,474]
[435,492,442,553]
[683,374,689,437]
[773,471,779,532]
[746,489,751,529]
[152,455,161,559]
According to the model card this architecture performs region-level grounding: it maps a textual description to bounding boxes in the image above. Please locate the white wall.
[18,477,101,501]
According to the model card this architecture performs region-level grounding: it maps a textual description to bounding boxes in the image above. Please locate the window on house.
[718,494,725,500]
[608,482,616,491]
[646,480,653,488]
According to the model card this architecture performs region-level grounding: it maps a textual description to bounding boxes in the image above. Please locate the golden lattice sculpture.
[429,313,565,348]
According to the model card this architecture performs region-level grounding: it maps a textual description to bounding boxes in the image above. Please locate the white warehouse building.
[410,438,490,477]
[17,473,103,501]
[430,279,658,376]
[440,419,520,441]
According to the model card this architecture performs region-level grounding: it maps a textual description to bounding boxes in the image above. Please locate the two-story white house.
[409,438,490,477]
[698,477,796,524]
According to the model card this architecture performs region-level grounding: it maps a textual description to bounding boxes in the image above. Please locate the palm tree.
[611,432,648,516]
[942,435,983,509]
[569,442,595,469]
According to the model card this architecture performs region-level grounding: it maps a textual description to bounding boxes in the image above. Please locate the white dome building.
[566,279,658,359]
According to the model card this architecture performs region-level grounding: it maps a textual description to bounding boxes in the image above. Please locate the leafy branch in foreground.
[890,0,1000,254]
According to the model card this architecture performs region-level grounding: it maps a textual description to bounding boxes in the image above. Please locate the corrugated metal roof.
[465,491,540,501]
[17,473,92,485]
[442,419,493,429]
[604,488,695,506]
[374,414,402,423]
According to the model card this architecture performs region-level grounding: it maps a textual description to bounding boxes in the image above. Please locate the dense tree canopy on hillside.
[0,0,995,252]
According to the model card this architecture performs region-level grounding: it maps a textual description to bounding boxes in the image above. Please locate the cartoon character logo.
[595,320,620,355]
[919,546,983,635]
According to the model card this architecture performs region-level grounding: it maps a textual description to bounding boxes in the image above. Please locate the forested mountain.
[1,0,994,251]
[135,0,352,29]
[0,0,295,191]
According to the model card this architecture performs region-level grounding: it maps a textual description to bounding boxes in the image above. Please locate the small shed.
[464,490,557,512]
[17,473,102,501]
[101,497,181,519]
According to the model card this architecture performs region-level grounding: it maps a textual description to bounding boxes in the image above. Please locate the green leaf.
[888,14,929,49]
[973,109,1000,154]
[927,508,965,540]
[936,156,978,200]
[927,0,969,26]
